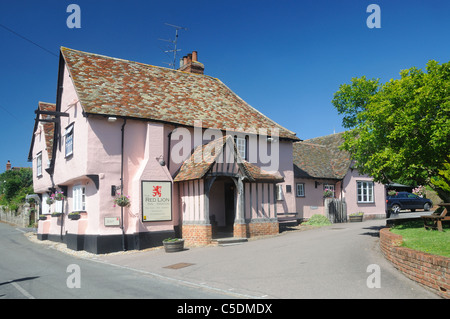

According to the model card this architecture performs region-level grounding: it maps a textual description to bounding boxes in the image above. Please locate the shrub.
[303,214,332,226]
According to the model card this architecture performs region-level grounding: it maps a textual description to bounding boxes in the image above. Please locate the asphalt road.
[100,219,440,299]
[0,222,229,299]
[0,219,441,299]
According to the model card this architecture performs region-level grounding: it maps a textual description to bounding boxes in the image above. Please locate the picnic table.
[421,203,450,231]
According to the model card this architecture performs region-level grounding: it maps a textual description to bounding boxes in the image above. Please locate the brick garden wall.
[380,228,449,299]
[182,224,212,246]
[248,221,279,238]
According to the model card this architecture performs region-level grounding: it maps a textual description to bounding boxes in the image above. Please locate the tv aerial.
[159,23,188,69]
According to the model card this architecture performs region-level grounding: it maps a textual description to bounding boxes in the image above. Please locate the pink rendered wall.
[275,141,296,214]
[342,169,386,217]
[32,123,53,193]
[295,179,343,219]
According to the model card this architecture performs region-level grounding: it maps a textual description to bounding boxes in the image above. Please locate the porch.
[174,135,284,246]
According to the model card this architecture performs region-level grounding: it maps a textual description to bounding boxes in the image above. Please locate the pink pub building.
[29,48,300,253]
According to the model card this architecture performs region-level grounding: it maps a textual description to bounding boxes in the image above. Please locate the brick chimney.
[179,51,204,75]
[6,160,11,171]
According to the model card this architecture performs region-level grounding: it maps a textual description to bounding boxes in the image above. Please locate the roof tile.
[61,47,299,141]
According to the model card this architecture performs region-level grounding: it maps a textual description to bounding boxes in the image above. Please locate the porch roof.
[173,136,284,183]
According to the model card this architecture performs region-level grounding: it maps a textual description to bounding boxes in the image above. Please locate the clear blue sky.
[0,0,449,172]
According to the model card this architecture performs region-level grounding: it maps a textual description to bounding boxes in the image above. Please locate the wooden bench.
[421,203,450,231]
[278,212,300,227]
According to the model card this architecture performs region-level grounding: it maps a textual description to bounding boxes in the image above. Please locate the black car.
[386,191,433,213]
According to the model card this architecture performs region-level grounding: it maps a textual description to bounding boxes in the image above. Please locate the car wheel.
[392,204,401,213]
[424,203,431,211]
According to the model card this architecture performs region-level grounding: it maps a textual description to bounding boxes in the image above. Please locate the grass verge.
[390,220,450,258]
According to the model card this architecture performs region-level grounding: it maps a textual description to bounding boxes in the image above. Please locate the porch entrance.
[209,177,236,238]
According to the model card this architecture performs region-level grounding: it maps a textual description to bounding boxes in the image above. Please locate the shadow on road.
[0,276,40,287]
[359,225,385,238]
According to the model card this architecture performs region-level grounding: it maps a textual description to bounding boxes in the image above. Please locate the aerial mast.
[159,23,188,69]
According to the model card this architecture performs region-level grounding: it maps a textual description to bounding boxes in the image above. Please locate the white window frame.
[296,183,305,197]
[65,124,74,157]
[42,193,51,214]
[357,181,374,203]
[55,199,63,213]
[37,152,42,177]
[276,184,283,201]
[73,185,86,211]
[235,136,246,160]
[324,184,335,198]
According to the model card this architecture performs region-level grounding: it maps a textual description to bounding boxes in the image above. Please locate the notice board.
[142,181,172,222]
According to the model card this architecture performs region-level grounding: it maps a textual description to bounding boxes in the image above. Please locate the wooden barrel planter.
[349,214,364,222]
[163,239,185,252]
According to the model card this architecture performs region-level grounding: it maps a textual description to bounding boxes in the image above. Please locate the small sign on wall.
[142,181,172,222]
[104,217,120,227]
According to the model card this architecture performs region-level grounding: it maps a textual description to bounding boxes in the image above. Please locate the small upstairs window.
[65,124,74,157]
[37,152,42,177]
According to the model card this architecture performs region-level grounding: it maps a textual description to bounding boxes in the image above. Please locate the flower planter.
[51,212,62,217]
[163,239,185,253]
[39,215,47,221]
[349,215,363,222]
[68,213,80,220]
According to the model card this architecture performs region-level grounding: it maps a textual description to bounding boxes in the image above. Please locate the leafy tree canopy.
[332,60,450,202]
[0,168,33,210]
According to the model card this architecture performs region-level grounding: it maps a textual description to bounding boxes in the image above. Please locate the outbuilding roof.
[293,132,352,180]
[60,47,299,141]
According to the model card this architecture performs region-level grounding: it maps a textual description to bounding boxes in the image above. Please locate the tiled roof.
[60,47,299,141]
[174,135,284,182]
[38,102,56,160]
[293,132,351,179]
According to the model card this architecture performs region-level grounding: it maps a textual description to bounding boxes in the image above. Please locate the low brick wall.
[182,224,212,246]
[248,220,279,238]
[380,228,449,299]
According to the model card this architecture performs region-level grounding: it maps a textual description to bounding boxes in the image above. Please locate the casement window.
[296,183,305,197]
[65,124,74,157]
[235,136,247,160]
[357,181,374,203]
[324,184,335,198]
[55,198,63,213]
[36,152,42,177]
[42,193,50,214]
[276,184,283,201]
[73,185,86,211]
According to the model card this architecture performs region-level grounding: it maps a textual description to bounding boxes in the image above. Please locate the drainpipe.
[120,118,127,251]
[167,130,174,171]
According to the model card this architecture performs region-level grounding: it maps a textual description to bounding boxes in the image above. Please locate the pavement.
[90,219,440,299]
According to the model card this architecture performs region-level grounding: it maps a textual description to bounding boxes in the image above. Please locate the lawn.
[390,221,450,258]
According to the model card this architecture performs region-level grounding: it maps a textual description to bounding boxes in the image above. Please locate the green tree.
[0,168,33,210]
[332,76,380,129]
[332,60,450,202]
